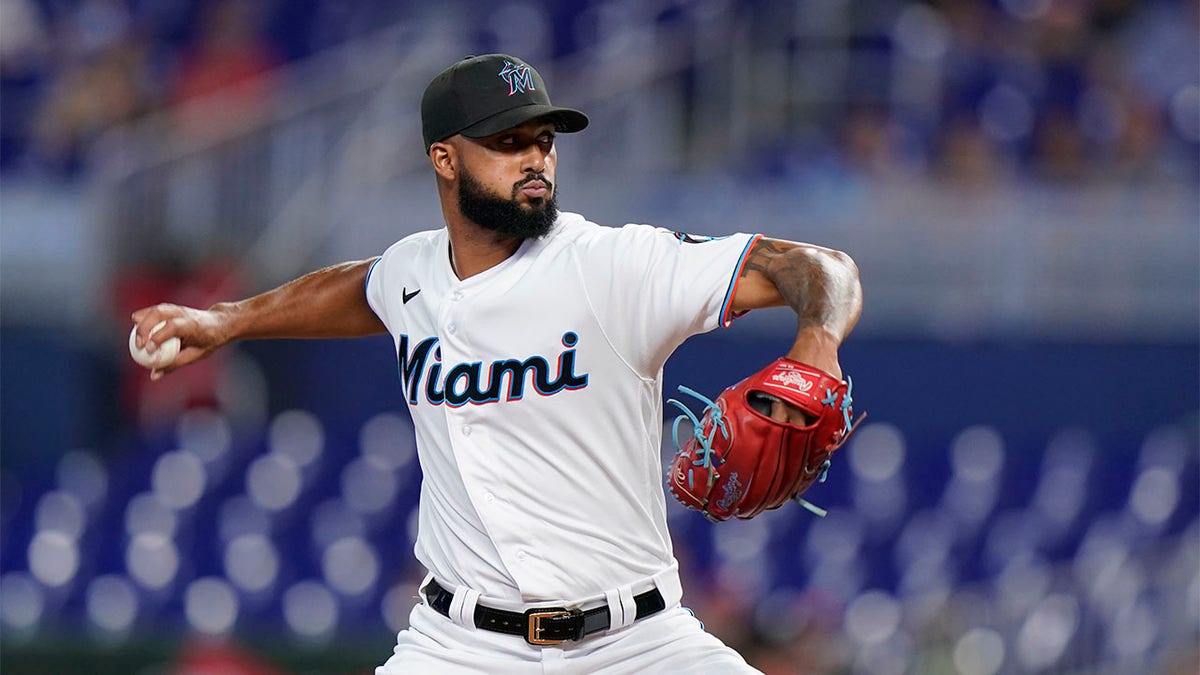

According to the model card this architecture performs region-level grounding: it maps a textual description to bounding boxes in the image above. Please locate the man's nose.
[521,146,548,174]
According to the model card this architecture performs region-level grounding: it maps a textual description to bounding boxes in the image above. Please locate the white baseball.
[129,320,181,370]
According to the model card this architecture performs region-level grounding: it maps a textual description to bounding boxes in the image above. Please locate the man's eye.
[499,136,515,145]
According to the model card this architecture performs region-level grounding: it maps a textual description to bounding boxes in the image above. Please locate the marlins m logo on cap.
[498,60,535,96]
[420,54,589,153]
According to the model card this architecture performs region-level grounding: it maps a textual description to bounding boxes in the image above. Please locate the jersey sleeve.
[577,224,761,378]
[365,245,396,332]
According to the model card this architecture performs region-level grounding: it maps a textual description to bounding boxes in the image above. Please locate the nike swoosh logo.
[402,287,420,304]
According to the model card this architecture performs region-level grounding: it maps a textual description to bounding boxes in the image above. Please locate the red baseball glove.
[667,357,864,521]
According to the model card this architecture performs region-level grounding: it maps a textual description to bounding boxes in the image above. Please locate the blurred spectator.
[933,115,1003,186]
[0,0,49,170]
[169,0,280,140]
[32,38,152,175]
[0,0,1193,184]
[1032,107,1088,182]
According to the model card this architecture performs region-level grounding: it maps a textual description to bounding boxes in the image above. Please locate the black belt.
[422,578,666,645]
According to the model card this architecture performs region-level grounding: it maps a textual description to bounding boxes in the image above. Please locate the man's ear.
[430,141,456,182]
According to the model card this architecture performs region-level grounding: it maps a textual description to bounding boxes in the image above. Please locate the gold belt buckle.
[525,608,572,645]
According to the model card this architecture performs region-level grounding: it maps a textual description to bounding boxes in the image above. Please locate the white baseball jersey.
[365,211,759,605]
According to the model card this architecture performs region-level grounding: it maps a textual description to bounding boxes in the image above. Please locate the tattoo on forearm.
[741,238,787,277]
[742,238,856,333]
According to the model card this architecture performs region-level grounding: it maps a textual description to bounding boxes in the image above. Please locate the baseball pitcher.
[130,54,863,673]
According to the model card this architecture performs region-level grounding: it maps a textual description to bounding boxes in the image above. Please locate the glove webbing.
[668,384,842,518]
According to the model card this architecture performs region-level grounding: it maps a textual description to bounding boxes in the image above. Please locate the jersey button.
[451,291,464,301]
[516,550,528,561]
[447,323,457,334]
[461,425,472,436]
[484,492,495,503]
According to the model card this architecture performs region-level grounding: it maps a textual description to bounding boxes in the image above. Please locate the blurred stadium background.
[1,0,1197,673]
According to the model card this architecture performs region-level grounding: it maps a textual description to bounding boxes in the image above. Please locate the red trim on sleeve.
[718,234,762,328]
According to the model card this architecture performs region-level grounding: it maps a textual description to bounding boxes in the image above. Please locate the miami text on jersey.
[397,332,589,406]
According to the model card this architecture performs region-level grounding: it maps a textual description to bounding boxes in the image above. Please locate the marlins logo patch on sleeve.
[672,231,730,244]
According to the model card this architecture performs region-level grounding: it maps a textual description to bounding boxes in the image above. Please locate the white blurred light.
[185,577,239,635]
[1139,425,1190,472]
[311,499,366,551]
[1170,84,1200,142]
[246,454,302,511]
[1032,429,1094,531]
[218,494,271,543]
[853,476,907,527]
[35,490,86,539]
[1017,594,1079,671]
[845,590,901,645]
[56,450,107,508]
[341,456,399,515]
[125,492,178,538]
[808,557,866,600]
[28,531,79,587]
[942,477,998,529]
[950,426,1004,482]
[980,84,1034,142]
[283,581,338,639]
[898,554,954,600]
[224,534,279,593]
[86,575,138,634]
[176,408,233,464]
[151,449,207,509]
[954,627,1006,675]
[995,557,1051,621]
[1088,552,1145,617]
[323,536,380,597]
[1045,428,1097,467]
[269,410,324,467]
[805,509,864,564]
[381,584,413,633]
[713,518,769,563]
[895,509,954,569]
[985,510,1039,572]
[1032,464,1087,530]
[1074,517,1130,584]
[0,573,44,631]
[360,413,416,470]
[855,633,914,675]
[1109,599,1159,658]
[892,4,949,62]
[848,423,906,482]
[1129,467,1180,526]
[126,533,179,590]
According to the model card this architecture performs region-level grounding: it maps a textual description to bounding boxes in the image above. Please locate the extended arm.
[131,258,385,379]
[729,237,862,379]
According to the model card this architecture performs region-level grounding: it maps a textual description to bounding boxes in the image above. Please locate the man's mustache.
[514,174,553,194]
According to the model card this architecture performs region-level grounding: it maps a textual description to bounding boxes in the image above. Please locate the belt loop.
[418,572,436,604]
[651,568,683,609]
[449,585,481,631]
[604,584,637,630]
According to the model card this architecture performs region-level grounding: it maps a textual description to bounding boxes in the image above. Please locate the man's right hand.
[130,303,233,380]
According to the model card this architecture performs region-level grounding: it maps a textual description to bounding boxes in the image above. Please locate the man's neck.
[445,219,524,280]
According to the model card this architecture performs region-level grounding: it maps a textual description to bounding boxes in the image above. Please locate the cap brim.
[459,104,589,139]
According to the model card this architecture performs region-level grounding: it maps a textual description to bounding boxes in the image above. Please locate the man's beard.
[457,165,558,240]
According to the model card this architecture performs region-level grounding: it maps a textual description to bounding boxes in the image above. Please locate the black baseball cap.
[421,54,589,153]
